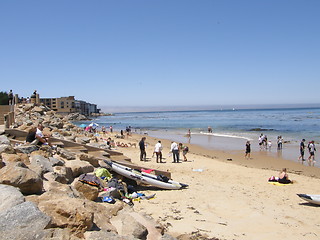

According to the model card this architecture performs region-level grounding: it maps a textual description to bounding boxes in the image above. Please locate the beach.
[106,131,320,240]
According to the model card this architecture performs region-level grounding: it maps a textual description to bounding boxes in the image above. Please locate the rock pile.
[0,104,176,240]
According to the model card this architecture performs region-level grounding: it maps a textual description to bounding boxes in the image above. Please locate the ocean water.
[76,108,320,166]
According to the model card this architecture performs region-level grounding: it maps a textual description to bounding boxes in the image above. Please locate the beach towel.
[95,168,112,181]
[141,168,154,174]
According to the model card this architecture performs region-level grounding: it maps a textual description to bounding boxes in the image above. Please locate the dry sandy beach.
[104,131,320,240]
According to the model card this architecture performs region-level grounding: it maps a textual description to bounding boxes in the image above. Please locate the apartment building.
[40,96,99,116]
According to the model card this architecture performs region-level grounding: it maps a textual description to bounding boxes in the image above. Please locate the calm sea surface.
[76,108,320,166]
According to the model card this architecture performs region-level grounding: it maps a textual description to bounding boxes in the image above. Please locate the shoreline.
[120,130,320,177]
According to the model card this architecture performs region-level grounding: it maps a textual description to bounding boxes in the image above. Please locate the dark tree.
[0,91,9,105]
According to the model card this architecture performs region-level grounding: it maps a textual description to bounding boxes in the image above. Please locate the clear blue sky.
[1,1,319,112]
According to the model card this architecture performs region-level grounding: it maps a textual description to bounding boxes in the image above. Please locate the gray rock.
[43,172,68,184]
[0,144,16,154]
[57,148,76,160]
[84,231,138,240]
[0,184,25,213]
[0,201,51,240]
[53,166,74,183]
[49,157,65,166]
[161,234,177,240]
[0,136,10,145]
[14,144,38,154]
[30,155,54,174]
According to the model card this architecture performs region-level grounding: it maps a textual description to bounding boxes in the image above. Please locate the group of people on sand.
[298,139,317,166]
[139,137,189,163]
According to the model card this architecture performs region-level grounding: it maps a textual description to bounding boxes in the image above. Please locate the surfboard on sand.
[105,160,188,190]
[297,194,320,205]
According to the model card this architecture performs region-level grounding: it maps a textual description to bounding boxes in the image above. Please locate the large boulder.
[111,209,148,239]
[0,135,10,145]
[37,197,94,237]
[0,144,16,154]
[29,154,54,175]
[38,182,81,200]
[72,180,99,201]
[58,148,76,160]
[77,153,100,167]
[65,160,94,178]
[1,153,30,165]
[84,231,137,240]
[0,163,43,195]
[48,156,65,166]
[0,184,25,213]
[14,144,38,154]
[84,200,123,233]
[0,201,51,240]
[43,172,68,185]
[53,166,74,183]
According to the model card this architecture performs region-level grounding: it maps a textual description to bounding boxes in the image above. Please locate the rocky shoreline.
[0,104,215,240]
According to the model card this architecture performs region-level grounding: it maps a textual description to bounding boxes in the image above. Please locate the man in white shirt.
[36,124,50,145]
[170,141,179,163]
[154,141,163,163]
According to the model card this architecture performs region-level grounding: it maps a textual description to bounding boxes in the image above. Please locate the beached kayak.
[297,194,320,205]
[105,161,188,190]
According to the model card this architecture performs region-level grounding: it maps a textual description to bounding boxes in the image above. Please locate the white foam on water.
[198,131,252,141]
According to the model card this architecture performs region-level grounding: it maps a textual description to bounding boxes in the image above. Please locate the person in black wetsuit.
[139,137,146,161]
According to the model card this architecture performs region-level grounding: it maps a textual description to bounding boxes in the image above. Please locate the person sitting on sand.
[278,168,292,184]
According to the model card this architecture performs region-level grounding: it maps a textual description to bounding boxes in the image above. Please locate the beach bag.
[79,173,102,188]
[157,174,169,183]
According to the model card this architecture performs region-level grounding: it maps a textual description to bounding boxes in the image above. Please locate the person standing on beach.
[298,139,306,163]
[307,141,316,166]
[154,140,163,163]
[139,137,147,161]
[179,143,189,161]
[110,125,113,133]
[170,141,180,163]
[208,126,212,133]
[277,136,283,150]
[8,90,13,105]
[245,141,251,159]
